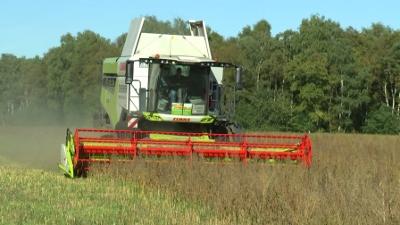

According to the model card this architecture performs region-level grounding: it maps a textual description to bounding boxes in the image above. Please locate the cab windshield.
[148,63,210,115]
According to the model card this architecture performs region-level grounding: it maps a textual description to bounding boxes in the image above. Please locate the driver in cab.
[168,67,188,103]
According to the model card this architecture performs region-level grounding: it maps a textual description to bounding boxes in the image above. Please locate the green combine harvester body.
[97,18,241,134]
[59,18,312,178]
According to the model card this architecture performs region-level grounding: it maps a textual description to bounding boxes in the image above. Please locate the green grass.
[0,166,223,225]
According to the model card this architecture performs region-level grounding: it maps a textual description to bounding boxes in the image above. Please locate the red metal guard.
[72,128,312,171]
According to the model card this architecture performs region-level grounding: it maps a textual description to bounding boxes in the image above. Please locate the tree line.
[0,16,399,133]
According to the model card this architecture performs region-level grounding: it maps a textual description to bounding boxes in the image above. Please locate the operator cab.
[149,63,211,116]
[124,57,240,132]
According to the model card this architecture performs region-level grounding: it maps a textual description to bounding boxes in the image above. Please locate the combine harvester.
[59,18,312,177]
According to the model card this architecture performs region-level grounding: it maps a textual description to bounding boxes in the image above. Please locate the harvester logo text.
[172,118,190,122]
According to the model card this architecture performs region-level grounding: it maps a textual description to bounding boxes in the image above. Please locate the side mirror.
[125,61,134,84]
[235,67,242,90]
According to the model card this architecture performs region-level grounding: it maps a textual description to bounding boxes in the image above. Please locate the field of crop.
[0,126,399,224]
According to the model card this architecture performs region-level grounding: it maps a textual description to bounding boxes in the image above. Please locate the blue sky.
[1,0,399,58]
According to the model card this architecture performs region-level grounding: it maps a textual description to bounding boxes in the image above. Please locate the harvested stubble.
[0,165,226,225]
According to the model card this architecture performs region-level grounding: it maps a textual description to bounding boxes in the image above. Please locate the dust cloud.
[0,110,93,171]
